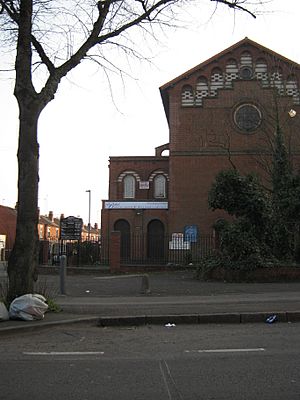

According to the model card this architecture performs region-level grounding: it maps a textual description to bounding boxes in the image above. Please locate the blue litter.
[266,315,277,324]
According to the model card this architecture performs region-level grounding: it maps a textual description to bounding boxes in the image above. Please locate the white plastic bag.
[0,302,9,321]
[9,294,48,321]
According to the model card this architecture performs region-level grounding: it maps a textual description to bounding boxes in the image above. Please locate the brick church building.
[101,38,300,263]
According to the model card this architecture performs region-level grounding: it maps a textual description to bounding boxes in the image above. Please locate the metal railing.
[106,233,215,266]
[36,233,215,267]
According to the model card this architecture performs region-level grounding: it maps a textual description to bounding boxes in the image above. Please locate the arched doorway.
[114,219,131,261]
[147,219,165,262]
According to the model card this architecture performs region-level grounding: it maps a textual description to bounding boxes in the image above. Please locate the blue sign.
[184,225,198,242]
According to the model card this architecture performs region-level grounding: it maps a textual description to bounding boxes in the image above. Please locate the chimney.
[60,213,64,220]
[49,211,53,221]
[94,223,98,230]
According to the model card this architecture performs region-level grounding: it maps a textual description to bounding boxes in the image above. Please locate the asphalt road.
[1,322,299,399]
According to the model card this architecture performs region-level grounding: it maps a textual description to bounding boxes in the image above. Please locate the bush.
[194,252,223,280]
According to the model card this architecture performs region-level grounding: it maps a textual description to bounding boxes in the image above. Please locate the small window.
[239,66,253,80]
[123,175,135,199]
[154,175,166,198]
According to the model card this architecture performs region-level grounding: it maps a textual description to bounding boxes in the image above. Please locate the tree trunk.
[7,104,40,301]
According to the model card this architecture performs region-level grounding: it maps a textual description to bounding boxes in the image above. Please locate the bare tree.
[0,0,259,300]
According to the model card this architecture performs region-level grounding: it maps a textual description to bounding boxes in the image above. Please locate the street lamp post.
[86,190,91,241]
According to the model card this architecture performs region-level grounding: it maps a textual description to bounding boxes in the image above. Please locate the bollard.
[140,274,151,294]
[60,254,67,295]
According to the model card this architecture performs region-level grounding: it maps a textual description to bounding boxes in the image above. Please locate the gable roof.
[160,37,300,91]
[159,37,300,121]
[39,215,59,227]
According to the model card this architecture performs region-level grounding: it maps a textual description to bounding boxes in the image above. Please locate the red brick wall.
[101,206,168,238]
[108,156,169,200]
[0,206,17,249]
[164,42,300,235]
[101,156,169,237]
[102,41,300,241]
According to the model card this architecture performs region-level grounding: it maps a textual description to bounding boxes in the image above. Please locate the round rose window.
[234,104,262,132]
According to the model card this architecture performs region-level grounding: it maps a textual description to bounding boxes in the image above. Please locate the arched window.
[225,59,238,87]
[154,175,166,198]
[286,75,300,105]
[123,175,135,199]
[240,51,252,67]
[181,85,194,107]
[195,76,209,106]
[270,66,284,95]
[255,58,268,87]
[210,68,224,96]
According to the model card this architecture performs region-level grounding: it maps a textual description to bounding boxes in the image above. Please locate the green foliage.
[270,124,300,259]
[194,253,222,280]
[214,219,271,270]
[207,130,300,270]
[46,298,62,313]
[209,169,270,228]
[272,124,291,193]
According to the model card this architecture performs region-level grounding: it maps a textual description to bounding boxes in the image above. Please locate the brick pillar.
[110,231,121,273]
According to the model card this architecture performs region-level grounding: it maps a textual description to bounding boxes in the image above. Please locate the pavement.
[1,266,300,334]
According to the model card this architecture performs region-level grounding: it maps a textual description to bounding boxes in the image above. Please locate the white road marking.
[23,351,104,356]
[184,348,265,353]
[159,360,184,400]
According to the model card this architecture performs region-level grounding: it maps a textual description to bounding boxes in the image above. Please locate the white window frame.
[154,174,166,198]
[123,175,136,199]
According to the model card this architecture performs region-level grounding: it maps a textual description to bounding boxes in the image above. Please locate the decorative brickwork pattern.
[286,75,300,105]
[181,51,300,107]
[255,59,268,87]
[270,67,284,96]
[148,170,169,182]
[210,68,224,97]
[181,85,194,107]
[117,170,141,182]
[225,59,239,88]
[240,51,252,66]
[195,77,209,105]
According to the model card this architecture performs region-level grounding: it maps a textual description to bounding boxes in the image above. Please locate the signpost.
[59,216,83,294]
[60,216,83,241]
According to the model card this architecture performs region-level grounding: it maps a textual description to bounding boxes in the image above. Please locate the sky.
[1,0,300,226]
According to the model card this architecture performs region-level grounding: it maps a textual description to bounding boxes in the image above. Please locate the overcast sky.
[1,0,300,225]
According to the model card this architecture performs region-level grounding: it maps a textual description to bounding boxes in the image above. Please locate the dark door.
[147,219,165,262]
[114,219,131,261]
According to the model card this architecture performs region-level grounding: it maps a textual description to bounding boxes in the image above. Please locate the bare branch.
[210,0,257,18]
[30,33,55,73]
